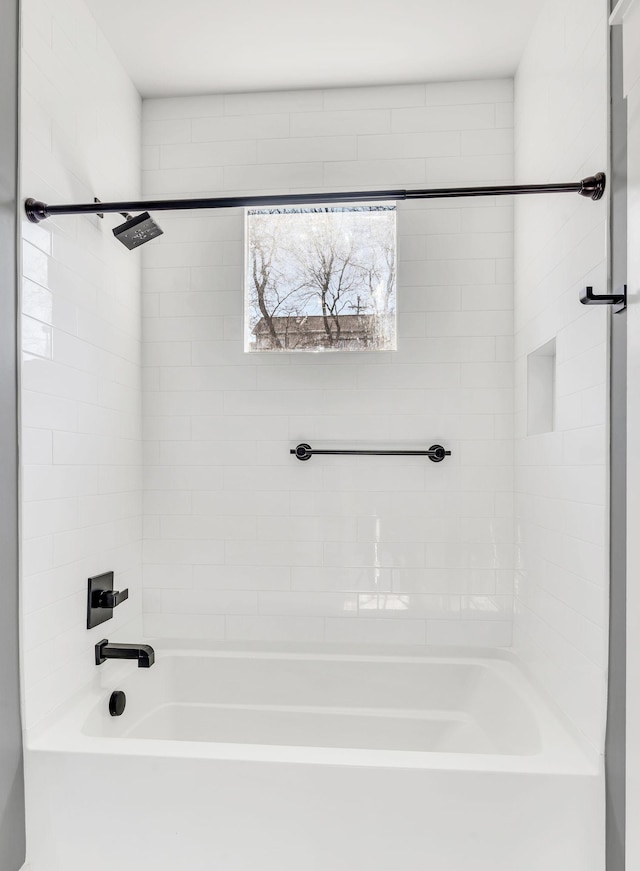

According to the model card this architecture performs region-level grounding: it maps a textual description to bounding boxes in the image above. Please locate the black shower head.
[112,212,163,249]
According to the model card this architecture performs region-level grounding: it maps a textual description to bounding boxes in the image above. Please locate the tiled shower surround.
[19,0,609,757]
[20,0,143,728]
[141,81,515,646]
[513,0,609,750]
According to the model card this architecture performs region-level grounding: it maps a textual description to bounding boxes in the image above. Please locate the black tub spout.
[95,639,155,668]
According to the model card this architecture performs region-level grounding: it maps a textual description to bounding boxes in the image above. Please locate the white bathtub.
[25,645,604,871]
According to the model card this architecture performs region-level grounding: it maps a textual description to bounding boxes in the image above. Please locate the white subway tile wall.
[21,0,143,728]
[141,80,515,647]
[514,0,608,750]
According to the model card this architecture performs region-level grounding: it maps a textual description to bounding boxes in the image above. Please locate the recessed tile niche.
[527,338,556,436]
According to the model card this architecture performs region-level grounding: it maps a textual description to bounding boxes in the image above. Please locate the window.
[245,205,397,352]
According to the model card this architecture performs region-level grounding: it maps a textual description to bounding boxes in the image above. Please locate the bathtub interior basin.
[81,651,542,755]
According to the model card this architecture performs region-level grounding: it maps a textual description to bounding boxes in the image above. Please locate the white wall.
[513,0,609,750]
[141,81,515,647]
[20,0,143,730]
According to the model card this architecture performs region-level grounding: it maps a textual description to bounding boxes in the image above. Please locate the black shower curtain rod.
[24,172,605,223]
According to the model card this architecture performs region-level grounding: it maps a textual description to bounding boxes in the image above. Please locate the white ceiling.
[85,0,545,98]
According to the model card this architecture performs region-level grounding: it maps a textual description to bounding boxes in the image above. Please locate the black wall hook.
[580,285,626,312]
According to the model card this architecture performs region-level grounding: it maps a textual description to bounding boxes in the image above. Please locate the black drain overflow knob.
[109,690,126,717]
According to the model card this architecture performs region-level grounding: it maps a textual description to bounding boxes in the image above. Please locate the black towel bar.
[290,443,451,462]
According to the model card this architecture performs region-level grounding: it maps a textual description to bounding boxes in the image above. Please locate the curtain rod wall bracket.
[579,172,606,200]
[24,173,606,224]
[25,198,49,223]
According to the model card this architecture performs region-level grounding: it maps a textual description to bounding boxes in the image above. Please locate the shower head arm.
[24,173,605,224]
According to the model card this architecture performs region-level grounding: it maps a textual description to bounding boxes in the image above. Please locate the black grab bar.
[290,443,451,463]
